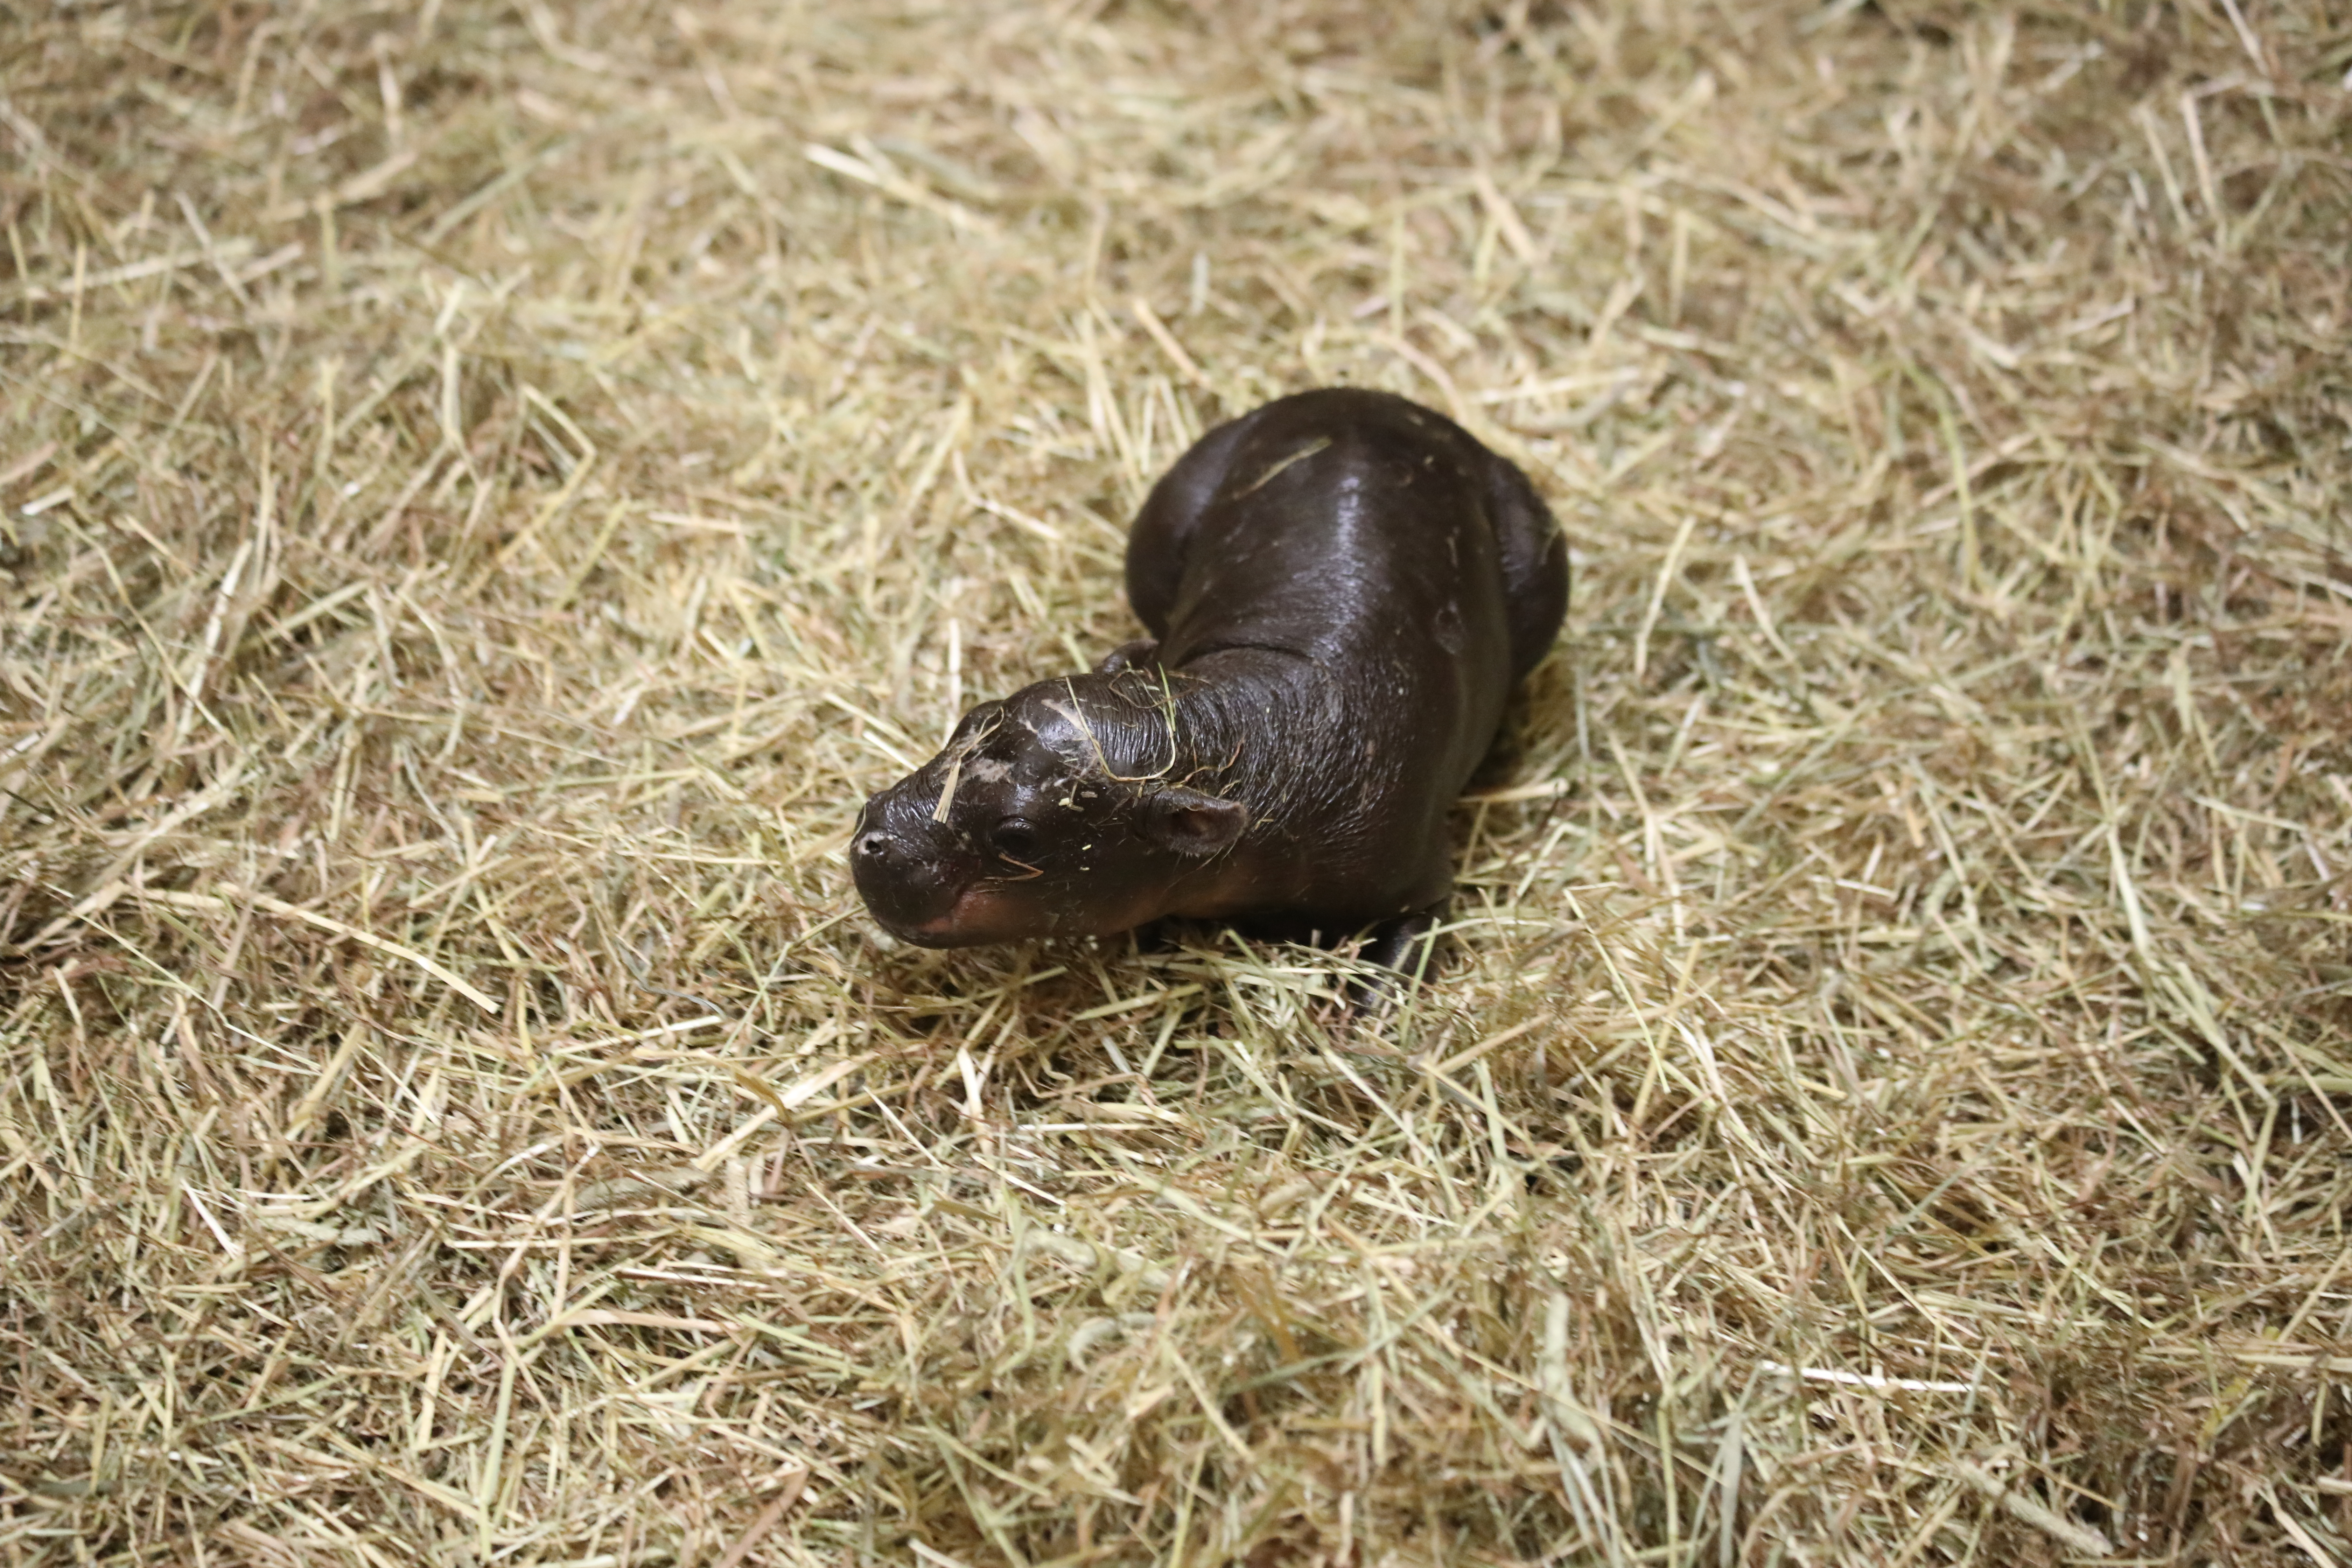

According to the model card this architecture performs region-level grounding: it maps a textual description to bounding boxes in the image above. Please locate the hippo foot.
[1096,638,1161,673]
[1343,902,1448,1012]
[1126,919,1183,956]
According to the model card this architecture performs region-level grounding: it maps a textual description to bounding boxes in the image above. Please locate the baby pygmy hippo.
[851,387,1567,971]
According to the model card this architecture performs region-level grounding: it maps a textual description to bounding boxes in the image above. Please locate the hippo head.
[850,672,1249,948]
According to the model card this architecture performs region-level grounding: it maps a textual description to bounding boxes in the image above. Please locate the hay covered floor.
[5,1,2351,1562]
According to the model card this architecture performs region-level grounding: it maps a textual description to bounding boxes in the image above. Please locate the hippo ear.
[1143,786,1248,857]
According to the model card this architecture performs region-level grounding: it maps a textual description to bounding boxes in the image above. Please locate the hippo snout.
[849,801,974,941]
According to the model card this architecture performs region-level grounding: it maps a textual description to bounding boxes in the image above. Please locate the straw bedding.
[4,1,2349,1562]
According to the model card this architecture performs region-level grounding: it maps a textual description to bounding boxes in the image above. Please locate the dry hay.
[4,0,2350,1563]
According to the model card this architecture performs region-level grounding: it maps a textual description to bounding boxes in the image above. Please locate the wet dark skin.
[851,387,1568,970]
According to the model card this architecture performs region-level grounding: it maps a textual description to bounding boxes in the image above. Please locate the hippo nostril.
[854,831,892,860]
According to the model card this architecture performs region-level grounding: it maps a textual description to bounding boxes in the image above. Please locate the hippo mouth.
[896,886,1047,948]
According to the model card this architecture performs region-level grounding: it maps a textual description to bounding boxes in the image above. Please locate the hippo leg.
[1121,918,1182,957]
[1329,901,1446,1015]
[1484,452,1570,683]
[1361,897,1448,979]
[1123,407,1265,637]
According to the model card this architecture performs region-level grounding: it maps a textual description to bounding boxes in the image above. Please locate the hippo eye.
[993,818,1040,860]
